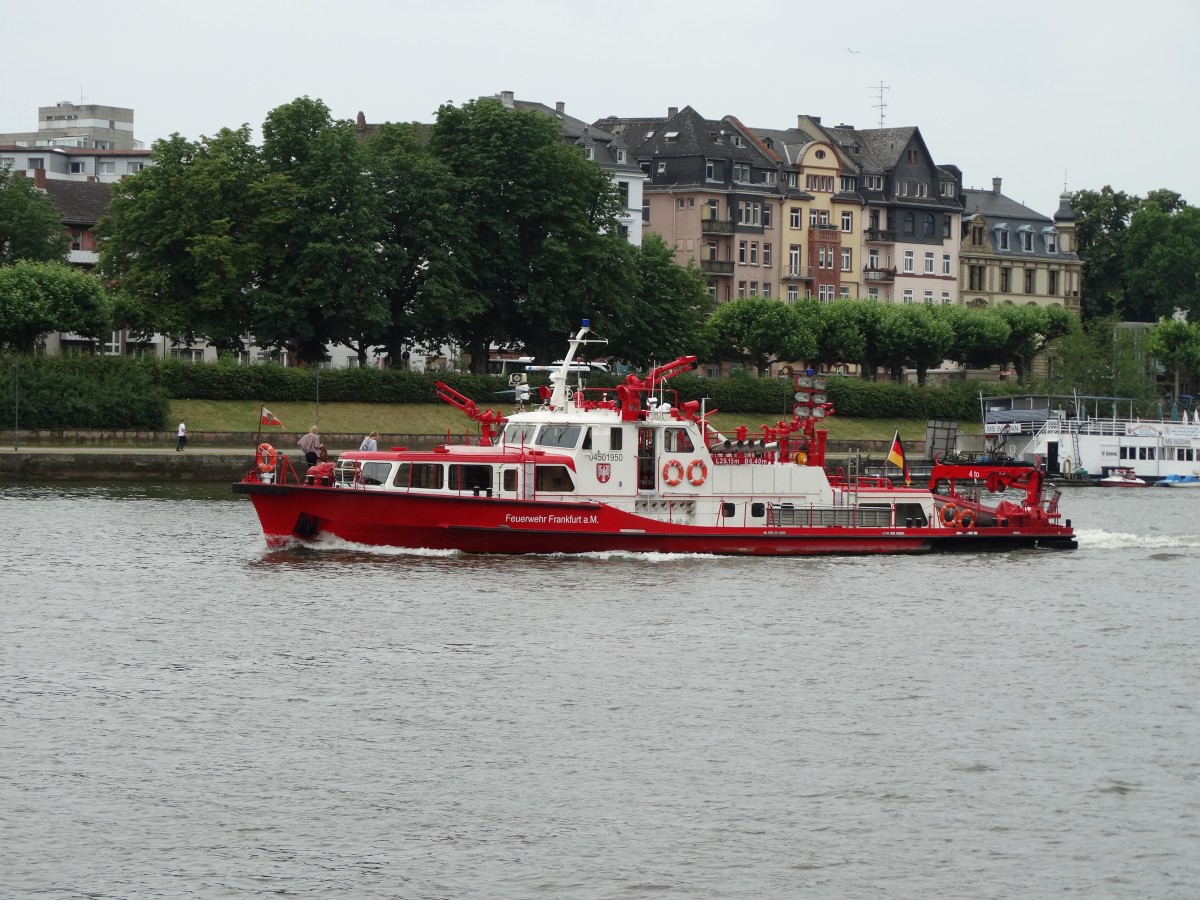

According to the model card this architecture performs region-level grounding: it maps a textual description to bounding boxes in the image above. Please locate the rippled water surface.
[3,484,1199,898]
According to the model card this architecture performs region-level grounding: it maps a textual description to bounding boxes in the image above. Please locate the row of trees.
[94,97,711,371]
[701,298,1078,384]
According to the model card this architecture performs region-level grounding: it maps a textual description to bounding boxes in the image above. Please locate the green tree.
[995,304,1077,383]
[364,122,476,366]
[843,300,888,380]
[937,305,1011,370]
[253,97,390,365]
[1123,205,1200,322]
[0,165,69,264]
[794,299,865,373]
[1072,186,1141,320]
[429,99,635,370]
[0,260,112,353]
[700,298,816,376]
[609,233,711,368]
[1146,317,1200,402]
[875,303,954,385]
[97,128,264,347]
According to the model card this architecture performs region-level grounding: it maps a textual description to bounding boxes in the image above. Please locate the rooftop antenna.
[869,81,889,128]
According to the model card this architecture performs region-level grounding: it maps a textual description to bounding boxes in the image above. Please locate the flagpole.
[255,403,264,447]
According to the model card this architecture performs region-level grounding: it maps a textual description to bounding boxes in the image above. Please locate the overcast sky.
[5,0,1195,215]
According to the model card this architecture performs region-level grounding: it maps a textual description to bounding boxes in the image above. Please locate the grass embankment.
[170,400,975,443]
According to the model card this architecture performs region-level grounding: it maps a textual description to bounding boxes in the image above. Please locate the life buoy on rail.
[686,459,708,486]
[662,459,685,486]
[939,503,958,526]
[955,508,976,529]
[256,442,277,475]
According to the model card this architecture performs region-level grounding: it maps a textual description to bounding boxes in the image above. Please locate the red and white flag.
[260,407,284,428]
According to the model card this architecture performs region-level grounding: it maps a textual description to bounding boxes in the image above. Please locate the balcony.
[700,259,734,276]
[782,266,814,281]
[810,224,840,238]
[863,266,897,283]
[700,218,735,234]
[864,228,897,243]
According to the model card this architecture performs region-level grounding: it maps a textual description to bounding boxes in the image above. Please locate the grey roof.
[961,188,1052,223]
[594,106,767,164]
[42,179,113,225]
[826,126,918,172]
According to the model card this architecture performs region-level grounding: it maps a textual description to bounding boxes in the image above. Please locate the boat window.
[610,427,623,451]
[360,462,393,486]
[534,465,575,492]
[536,425,581,449]
[450,464,493,493]
[663,427,694,453]
[581,428,592,450]
[502,468,518,492]
[394,462,444,489]
[503,422,538,445]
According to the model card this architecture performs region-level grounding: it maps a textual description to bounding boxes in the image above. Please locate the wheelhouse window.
[536,424,582,449]
[503,422,539,445]
[358,462,393,486]
[663,427,695,453]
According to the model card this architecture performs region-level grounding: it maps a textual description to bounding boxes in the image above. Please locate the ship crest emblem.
[596,463,612,483]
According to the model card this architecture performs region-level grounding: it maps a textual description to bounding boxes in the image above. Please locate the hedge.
[0,354,1026,430]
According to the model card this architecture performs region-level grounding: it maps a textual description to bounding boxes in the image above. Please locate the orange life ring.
[686,459,708,486]
[940,503,958,526]
[256,442,277,474]
[955,508,976,529]
[662,458,684,486]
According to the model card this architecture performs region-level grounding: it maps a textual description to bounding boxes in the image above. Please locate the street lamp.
[11,362,18,451]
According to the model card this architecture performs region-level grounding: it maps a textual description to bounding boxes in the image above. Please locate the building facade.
[959,178,1081,313]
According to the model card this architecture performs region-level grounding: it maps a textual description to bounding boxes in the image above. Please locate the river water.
[2,483,1198,899]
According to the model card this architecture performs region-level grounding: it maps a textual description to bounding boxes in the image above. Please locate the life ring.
[256,442,277,474]
[662,459,685,486]
[940,503,958,526]
[686,459,708,486]
[794,451,808,465]
[955,508,976,529]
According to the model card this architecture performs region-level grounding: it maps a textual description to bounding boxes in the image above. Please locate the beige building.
[959,178,1081,312]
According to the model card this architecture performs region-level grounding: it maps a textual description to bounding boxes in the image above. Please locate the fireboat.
[233,321,1077,555]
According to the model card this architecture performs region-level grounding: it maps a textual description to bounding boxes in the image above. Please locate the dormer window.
[1042,227,1058,253]
[664,131,679,143]
[584,147,594,160]
[616,149,626,164]
[732,134,743,147]
[995,223,1010,250]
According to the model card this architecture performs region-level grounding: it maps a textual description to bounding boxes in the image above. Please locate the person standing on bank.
[298,425,321,466]
[359,431,379,452]
[176,421,187,452]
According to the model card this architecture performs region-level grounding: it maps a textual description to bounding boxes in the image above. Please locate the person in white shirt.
[176,421,187,452]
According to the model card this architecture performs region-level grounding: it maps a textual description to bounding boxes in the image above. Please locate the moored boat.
[1157,473,1200,488]
[233,322,1077,555]
[1098,467,1148,488]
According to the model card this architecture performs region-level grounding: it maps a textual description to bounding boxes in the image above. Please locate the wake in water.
[1074,528,1200,550]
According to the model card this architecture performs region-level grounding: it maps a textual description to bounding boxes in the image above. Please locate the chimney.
[555,101,565,115]
[356,111,366,129]
[500,90,515,108]
[668,106,678,118]
[34,168,46,189]
[992,177,1002,195]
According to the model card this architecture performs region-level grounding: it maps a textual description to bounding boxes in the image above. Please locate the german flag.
[887,430,911,486]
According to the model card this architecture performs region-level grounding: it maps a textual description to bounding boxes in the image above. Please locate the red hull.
[233,482,1077,555]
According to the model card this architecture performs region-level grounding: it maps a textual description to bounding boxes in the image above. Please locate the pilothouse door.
[637,427,656,490]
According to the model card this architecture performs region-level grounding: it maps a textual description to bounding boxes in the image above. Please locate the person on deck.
[359,431,379,452]
[298,426,321,466]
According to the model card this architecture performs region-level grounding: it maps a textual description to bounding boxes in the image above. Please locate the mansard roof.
[594,106,770,165]
[962,187,1052,224]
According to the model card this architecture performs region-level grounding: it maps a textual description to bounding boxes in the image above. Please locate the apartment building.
[959,178,1081,313]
